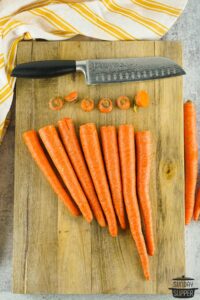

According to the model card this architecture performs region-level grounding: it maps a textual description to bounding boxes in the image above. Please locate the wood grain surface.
[13,40,185,294]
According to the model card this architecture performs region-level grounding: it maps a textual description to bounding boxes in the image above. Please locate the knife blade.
[11,57,185,84]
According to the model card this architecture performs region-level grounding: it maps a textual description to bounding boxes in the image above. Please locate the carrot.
[98,98,113,113]
[64,91,78,103]
[134,90,149,108]
[39,125,93,223]
[135,131,155,256]
[49,97,64,111]
[100,125,126,229]
[23,130,80,217]
[118,125,150,280]
[184,100,198,225]
[58,118,106,227]
[81,98,94,112]
[194,188,200,221]
[80,123,118,237]
[116,96,130,110]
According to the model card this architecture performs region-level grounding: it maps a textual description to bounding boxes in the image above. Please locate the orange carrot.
[58,118,106,227]
[39,125,93,223]
[80,123,118,237]
[118,125,150,280]
[135,131,155,256]
[194,188,200,221]
[49,97,64,111]
[23,130,80,217]
[98,98,113,113]
[134,90,149,108]
[64,91,78,102]
[81,98,94,112]
[116,96,131,110]
[184,100,198,225]
[100,125,126,229]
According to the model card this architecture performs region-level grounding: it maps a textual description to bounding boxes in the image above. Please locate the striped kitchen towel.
[0,0,188,142]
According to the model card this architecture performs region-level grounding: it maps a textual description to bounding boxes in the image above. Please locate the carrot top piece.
[58,118,106,227]
[134,90,150,108]
[116,96,131,110]
[135,131,155,256]
[81,98,94,112]
[100,125,126,229]
[49,97,64,111]
[118,124,150,280]
[98,98,113,113]
[64,91,78,102]
[80,123,118,237]
[23,130,80,217]
[39,125,93,223]
[184,100,198,225]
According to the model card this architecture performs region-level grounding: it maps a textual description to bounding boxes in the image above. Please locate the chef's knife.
[11,57,185,84]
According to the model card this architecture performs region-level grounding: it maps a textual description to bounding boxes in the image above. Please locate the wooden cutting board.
[13,40,185,294]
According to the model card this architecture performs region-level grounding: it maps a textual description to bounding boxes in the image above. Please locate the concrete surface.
[1,0,200,299]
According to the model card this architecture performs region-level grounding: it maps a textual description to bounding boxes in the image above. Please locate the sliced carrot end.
[116,96,131,110]
[64,91,78,102]
[81,98,94,112]
[135,90,150,108]
[98,98,113,113]
[49,97,64,111]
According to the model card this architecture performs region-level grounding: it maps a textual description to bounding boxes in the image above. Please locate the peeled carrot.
[58,118,106,227]
[81,98,94,112]
[118,125,150,280]
[184,100,198,225]
[194,188,200,221]
[134,90,149,108]
[100,125,126,229]
[64,91,78,102]
[23,130,80,217]
[80,123,118,237]
[49,97,64,111]
[116,96,131,110]
[39,125,93,223]
[135,131,155,256]
[98,98,113,113]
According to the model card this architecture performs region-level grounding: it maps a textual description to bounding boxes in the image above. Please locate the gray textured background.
[1,0,200,299]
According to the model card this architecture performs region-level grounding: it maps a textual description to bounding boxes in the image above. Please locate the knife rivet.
[107,74,111,81]
[149,70,153,77]
[137,72,141,78]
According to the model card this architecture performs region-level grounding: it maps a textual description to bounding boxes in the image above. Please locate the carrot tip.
[193,214,199,221]
[109,229,118,237]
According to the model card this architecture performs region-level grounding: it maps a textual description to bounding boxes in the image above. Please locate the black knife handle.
[11,60,76,78]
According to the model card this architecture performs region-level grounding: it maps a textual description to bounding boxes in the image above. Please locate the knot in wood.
[162,160,176,180]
